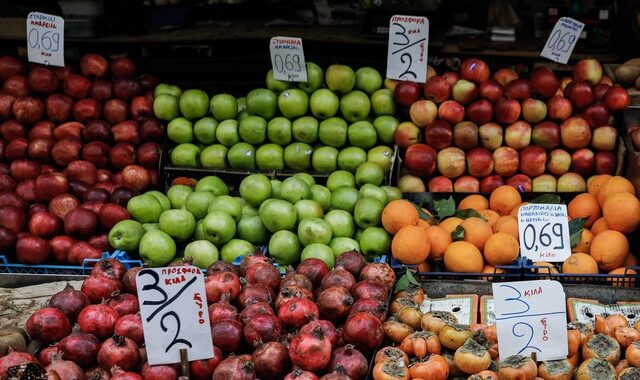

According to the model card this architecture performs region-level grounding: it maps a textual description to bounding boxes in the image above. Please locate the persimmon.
[614,359,630,374]
[399,331,441,358]
[467,370,499,380]
[439,323,473,350]
[498,355,537,380]
[453,338,491,374]
[374,346,409,366]
[390,298,418,315]
[421,311,458,335]
[382,319,413,344]
[569,321,595,347]
[537,359,574,380]
[397,306,423,330]
[582,333,621,365]
[618,367,640,379]
[393,285,425,305]
[626,341,640,367]
[372,361,410,380]
[408,354,449,380]
[613,326,640,349]
[575,358,616,380]
[567,328,581,357]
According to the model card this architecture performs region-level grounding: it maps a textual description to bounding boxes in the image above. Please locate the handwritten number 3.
[392,23,410,46]
[499,284,530,316]
[139,270,168,307]
[161,311,192,352]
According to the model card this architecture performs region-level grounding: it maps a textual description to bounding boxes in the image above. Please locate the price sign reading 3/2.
[269,37,307,82]
[518,203,571,262]
[386,15,429,83]
[540,17,585,64]
[136,267,213,365]
[493,280,568,361]
[26,12,64,67]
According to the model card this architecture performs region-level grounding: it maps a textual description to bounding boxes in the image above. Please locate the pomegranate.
[0,351,36,378]
[110,366,143,380]
[26,307,71,343]
[77,304,120,340]
[335,251,367,278]
[321,267,356,290]
[359,263,395,290]
[289,326,333,371]
[328,345,368,379]
[114,314,144,346]
[97,335,139,371]
[317,286,354,322]
[205,272,241,303]
[237,283,274,309]
[350,280,389,302]
[46,356,85,380]
[86,367,110,379]
[122,267,141,295]
[300,320,340,348]
[81,275,124,304]
[276,286,314,309]
[212,356,255,380]
[206,261,238,276]
[243,313,282,348]
[107,293,139,316]
[252,341,291,380]
[211,319,244,353]
[189,346,223,380]
[296,258,329,287]
[39,344,62,366]
[280,269,314,292]
[49,284,90,322]
[343,312,384,351]
[349,299,388,322]
[240,302,275,322]
[284,368,321,380]
[208,296,238,323]
[91,259,126,280]
[140,361,178,380]
[245,262,281,290]
[320,366,352,380]
[278,298,319,328]
[59,326,101,368]
[240,252,271,276]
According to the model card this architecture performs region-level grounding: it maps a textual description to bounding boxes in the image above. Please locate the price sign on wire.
[493,280,568,361]
[518,203,571,262]
[269,37,307,82]
[26,12,64,67]
[540,17,585,64]
[136,267,213,365]
[386,15,429,83]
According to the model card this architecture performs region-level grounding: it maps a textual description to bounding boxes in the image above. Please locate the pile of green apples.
[153,63,399,175]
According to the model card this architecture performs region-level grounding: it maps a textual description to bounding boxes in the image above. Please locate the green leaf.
[530,194,562,204]
[451,225,465,241]
[394,268,421,292]
[434,197,456,219]
[569,217,588,248]
[405,269,421,286]
[455,208,487,221]
[413,203,432,222]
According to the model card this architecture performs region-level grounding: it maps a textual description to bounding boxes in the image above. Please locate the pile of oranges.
[383,175,640,277]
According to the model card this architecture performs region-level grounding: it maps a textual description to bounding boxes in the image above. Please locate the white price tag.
[540,17,584,64]
[136,267,213,365]
[26,12,64,67]
[518,203,571,262]
[269,37,307,82]
[386,15,429,83]
[493,280,568,361]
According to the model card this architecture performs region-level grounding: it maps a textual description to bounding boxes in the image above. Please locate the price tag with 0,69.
[26,12,64,67]
[386,15,429,83]
[540,17,585,64]
[518,203,571,262]
[269,37,307,82]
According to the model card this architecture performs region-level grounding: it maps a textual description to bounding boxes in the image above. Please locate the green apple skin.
[266,70,291,93]
[348,120,378,149]
[235,197,247,207]
[139,230,177,267]
[325,64,356,94]
[203,211,236,245]
[154,83,182,97]
[359,226,391,260]
[293,173,315,186]
[271,180,282,199]
[359,184,389,206]
[331,187,362,214]
[284,142,313,171]
[170,143,200,167]
[301,243,335,269]
[310,89,339,119]
[127,194,163,223]
[373,115,399,145]
[167,117,194,144]
[108,220,145,251]
[355,67,383,94]
[330,237,360,257]
[143,223,160,232]
[295,199,324,223]
[382,186,403,202]
[367,146,394,174]
[153,94,179,121]
[193,117,218,144]
[267,117,292,145]
[237,215,268,244]
[299,62,324,93]
[193,220,206,240]
[146,191,171,211]
[237,110,250,121]
[318,117,348,148]
[354,197,384,229]
[312,146,339,172]
[242,204,259,218]
[159,209,196,241]
[247,88,278,119]
[239,115,267,145]
[167,185,194,209]
[256,144,284,170]
[200,144,228,169]
[340,90,371,123]
[215,120,240,147]
[310,184,332,212]
[220,239,254,263]
[208,195,242,222]
[239,174,272,207]
[292,116,319,144]
[195,176,228,196]
[354,228,364,242]
[278,89,309,119]
[356,162,385,187]
[338,147,367,173]
[269,230,302,265]
[324,209,355,238]
[184,240,219,268]
[371,89,396,116]
[210,93,237,121]
[298,218,332,246]
[237,97,247,112]
[259,199,297,233]
[227,142,256,170]
[180,89,209,120]
[185,191,216,220]
[280,177,310,204]
[326,170,356,192]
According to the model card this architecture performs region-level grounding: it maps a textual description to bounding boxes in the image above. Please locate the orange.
[608,268,637,287]
[596,176,635,206]
[439,217,463,233]
[567,193,601,228]
[392,225,431,265]
[590,217,610,235]
[489,185,522,216]
[424,225,452,260]
[602,192,640,234]
[479,209,500,229]
[458,194,489,211]
[443,241,484,273]
[562,253,599,274]
[510,202,529,218]
[381,199,419,234]
[493,216,519,240]
[482,264,506,274]
[460,217,493,250]
[484,232,520,266]
[590,230,629,271]
[417,260,432,273]
[417,219,432,230]
[530,261,559,274]
[572,228,593,254]
[625,253,639,267]
[588,174,612,197]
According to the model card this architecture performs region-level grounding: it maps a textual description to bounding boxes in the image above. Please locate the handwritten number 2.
[160,311,192,352]
[513,322,541,354]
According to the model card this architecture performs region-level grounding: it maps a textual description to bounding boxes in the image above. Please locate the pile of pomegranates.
[0,54,164,265]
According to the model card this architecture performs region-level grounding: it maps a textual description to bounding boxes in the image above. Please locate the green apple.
[235,197,247,207]
[185,191,216,220]
[269,230,301,265]
[215,119,240,147]
[338,147,367,173]
[167,185,194,209]
[167,117,194,144]
[237,97,247,112]
[309,89,339,119]
[293,173,315,186]
[298,217,332,246]
[325,64,355,94]
[108,220,145,251]
[359,184,389,205]
[354,228,364,242]
[356,162,384,186]
[382,186,403,202]
[331,187,362,213]
[247,88,278,119]
[239,173,272,207]
[139,230,176,267]
[355,67,383,94]
[367,146,394,174]
[267,117,292,145]
[278,89,308,119]
[330,237,360,257]
[180,89,209,119]
[159,209,196,241]
[359,226,391,259]
[193,220,206,240]
[200,144,228,169]
[280,177,310,204]
[326,170,356,191]
[373,115,399,145]
[340,90,371,122]
[259,199,297,233]
[301,243,335,269]
[203,211,236,245]
[284,142,312,171]
[312,146,339,172]
[237,110,250,121]
[208,195,242,222]
[354,197,383,229]
[237,215,268,244]
[324,209,355,238]
[184,240,219,268]
[153,94,179,121]
[318,117,348,147]
[220,239,254,263]
[292,116,319,143]
[299,62,324,93]
[348,120,377,149]
[371,89,396,116]
[310,184,332,211]
[193,117,218,144]
[146,190,171,211]
[127,194,163,223]
[271,179,282,199]
[242,204,259,218]
[170,143,200,167]
[227,142,256,170]
[154,83,182,97]
[266,70,291,92]
[143,223,159,232]
[239,115,267,144]
[210,93,237,121]
[195,176,228,196]
[295,199,324,223]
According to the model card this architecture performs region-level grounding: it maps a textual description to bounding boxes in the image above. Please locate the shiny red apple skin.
[404,144,437,177]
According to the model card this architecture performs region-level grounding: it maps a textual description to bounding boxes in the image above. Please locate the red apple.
[27,203,48,217]
[96,169,111,182]
[531,121,560,149]
[110,142,136,169]
[519,146,547,177]
[28,211,62,237]
[104,99,130,124]
[452,176,479,193]
[80,53,108,78]
[52,65,73,81]
[27,67,59,94]
[423,76,451,103]
[409,100,438,127]
[62,74,91,99]
[480,175,505,194]
[493,68,518,86]
[593,84,611,100]
[504,121,532,150]
[394,122,421,148]
[560,77,573,91]
[0,56,26,80]
[546,96,573,121]
[111,186,137,207]
[564,81,594,109]
[114,78,143,100]
[16,235,51,264]
[45,93,74,122]
[68,179,90,199]
[0,205,26,233]
[51,138,82,166]
[83,120,111,142]
[603,87,630,112]
[572,58,603,85]
[591,126,617,151]
[84,187,111,203]
[428,176,453,192]
[465,99,493,125]
[139,73,159,91]
[493,147,519,177]
[111,57,137,79]
[0,93,16,119]
[121,165,150,192]
[599,75,613,86]
[112,120,140,145]
[530,67,559,99]
[40,164,55,174]
[90,181,115,193]
[65,160,97,186]
[0,225,16,251]
[89,80,113,101]
[0,174,16,192]
[494,98,521,124]
[3,75,29,97]
[0,141,4,161]
[570,148,595,176]
[595,151,617,175]
[425,120,452,149]
[137,142,161,168]
[451,79,478,105]
[404,144,437,176]
[560,117,591,149]
[48,193,80,220]
[81,201,104,215]
[69,241,102,265]
[394,81,421,107]
[139,118,164,142]
[1,120,26,141]
[547,149,572,176]
[49,235,75,262]
[506,174,532,192]
[72,98,102,122]
[438,100,464,124]
[64,207,97,238]
[582,102,610,128]
[88,234,110,252]
[505,79,532,100]
[113,172,123,186]
[53,121,84,141]
[436,147,466,178]
[35,172,69,202]
[13,96,44,123]
[453,121,478,150]
[441,71,458,85]
[15,180,36,202]
[148,169,159,187]
[130,95,153,120]
[28,120,54,140]
[459,58,490,84]
[82,141,111,168]
[10,160,41,181]
[0,191,26,209]
[478,80,504,104]
[98,203,131,229]
[521,98,547,123]
[466,147,494,177]
[5,138,29,160]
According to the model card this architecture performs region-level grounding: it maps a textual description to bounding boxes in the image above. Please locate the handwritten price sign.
[269,37,307,82]
[518,203,571,262]
[26,12,64,67]
[540,17,585,64]
[493,280,568,361]
[386,15,429,83]
[136,267,213,365]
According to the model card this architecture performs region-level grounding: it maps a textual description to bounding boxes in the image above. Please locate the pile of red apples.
[393,58,631,193]
[0,54,163,265]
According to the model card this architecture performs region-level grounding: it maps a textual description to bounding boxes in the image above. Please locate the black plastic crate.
[523,258,640,287]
